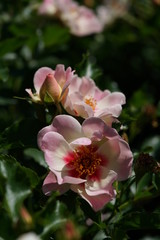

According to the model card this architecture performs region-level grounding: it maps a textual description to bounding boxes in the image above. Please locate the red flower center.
[70,145,102,178]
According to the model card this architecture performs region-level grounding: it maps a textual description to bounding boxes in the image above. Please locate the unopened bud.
[40,74,62,103]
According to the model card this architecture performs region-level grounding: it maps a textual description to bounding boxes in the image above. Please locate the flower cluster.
[38,0,129,36]
[38,0,102,36]
[26,64,133,211]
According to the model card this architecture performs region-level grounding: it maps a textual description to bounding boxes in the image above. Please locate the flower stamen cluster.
[70,145,102,178]
[84,97,97,111]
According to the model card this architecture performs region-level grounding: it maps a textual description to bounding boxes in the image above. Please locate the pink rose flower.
[38,115,133,211]
[38,0,57,15]
[38,0,103,36]
[60,5,103,36]
[26,64,75,104]
[62,76,126,125]
[97,0,129,27]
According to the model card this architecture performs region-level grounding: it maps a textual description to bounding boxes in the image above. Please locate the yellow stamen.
[71,145,102,178]
[84,96,97,111]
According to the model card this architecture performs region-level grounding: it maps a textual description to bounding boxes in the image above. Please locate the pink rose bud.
[25,64,76,104]
[40,73,62,103]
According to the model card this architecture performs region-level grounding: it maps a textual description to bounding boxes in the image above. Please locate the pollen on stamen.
[69,145,103,179]
[84,96,97,111]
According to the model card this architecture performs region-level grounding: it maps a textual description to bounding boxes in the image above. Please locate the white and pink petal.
[40,131,72,171]
[85,168,117,196]
[51,115,83,142]
[43,171,70,196]
[71,184,115,212]
[82,117,117,141]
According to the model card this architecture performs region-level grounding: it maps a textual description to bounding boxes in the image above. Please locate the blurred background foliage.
[0,0,160,239]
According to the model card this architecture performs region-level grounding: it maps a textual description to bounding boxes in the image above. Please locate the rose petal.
[34,67,54,93]
[71,184,115,212]
[97,92,126,109]
[98,138,133,181]
[79,77,96,96]
[70,137,91,147]
[113,138,133,180]
[97,139,120,166]
[40,131,72,171]
[95,105,123,118]
[52,115,83,142]
[73,102,93,118]
[63,175,86,184]
[38,125,57,148]
[54,64,75,90]
[82,117,117,141]
[43,171,70,196]
[85,168,117,196]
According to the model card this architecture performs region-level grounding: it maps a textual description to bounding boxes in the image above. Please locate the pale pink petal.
[61,70,76,97]
[73,102,93,118]
[39,0,57,15]
[79,77,96,96]
[25,89,34,98]
[61,94,75,115]
[85,168,117,196]
[82,117,117,141]
[71,184,115,212]
[38,125,57,148]
[95,105,123,118]
[43,171,70,196]
[52,115,83,142]
[99,114,116,127]
[66,76,81,95]
[97,139,120,166]
[98,138,133,181]
[94,89,110,101]
[63,175,86,184]
[69,6,103,36]
[66,76,96,97]
[25,89,41,102]
[33,67,55,93]
[54,64,74,90]
[70,137,91,147]
[63,92,94,117]
[51,165,86,185]
[97,92,125,110]
[40,131,72,171]
[107,92,126,105]
[113,138,133,180]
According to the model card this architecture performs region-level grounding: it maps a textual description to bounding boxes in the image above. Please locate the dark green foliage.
[1,0,160,239]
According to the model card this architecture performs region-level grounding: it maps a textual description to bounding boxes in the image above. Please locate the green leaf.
[0,67,9,82]
[93,230,109,240]
[0,154,39,222]
[78,198,101,224]
[111,228,128,240]
[136,172,152,194]
[37,197,67,239]
[0,38,22,56]
[42,25,70,47]
[152,173,160,191]
[24,148,47,168]
[0,118,43,152]
[116,211,160,231]
[75,53,102,80]
[0,209,16,240]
